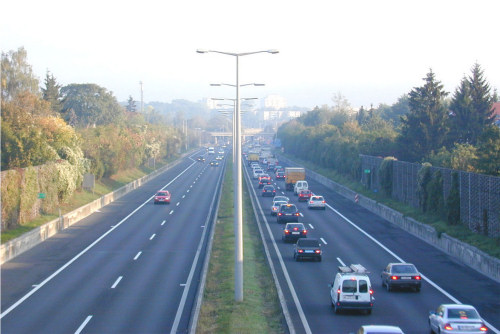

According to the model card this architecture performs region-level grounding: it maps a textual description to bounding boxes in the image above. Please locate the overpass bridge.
[208,128,275,143]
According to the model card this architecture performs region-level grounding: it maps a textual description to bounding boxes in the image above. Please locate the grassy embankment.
[281,153,500,259]
[196,161,283,334]
[1,161,168,243]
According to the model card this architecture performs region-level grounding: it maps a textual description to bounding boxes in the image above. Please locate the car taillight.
[413,276,421,280]
[315,249,321,254]
[369,289,373,294]
[295,213,300,216]
[303,230,307,234]
[480,325,488,331]
[391,276,399,280]
[284,229,290,234]
[293,227,298,231]
[278,213,282,216]
[322,201,326,203]
[298,249,304,253]
[444,324,453,330]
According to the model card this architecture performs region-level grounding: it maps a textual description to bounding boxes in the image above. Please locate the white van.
[329,264,374,314]
[208,147,215,154]
[294,180,309,195]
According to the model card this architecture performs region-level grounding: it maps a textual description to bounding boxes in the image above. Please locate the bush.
[379,157,396,196]
[446,172,460,225]
[417,163,432,212]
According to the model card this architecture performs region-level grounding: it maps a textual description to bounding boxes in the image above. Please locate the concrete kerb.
[0,154,189,265]
[278,155,500,283]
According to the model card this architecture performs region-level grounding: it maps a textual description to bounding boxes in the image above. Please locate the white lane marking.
[187,189,190,193]
[243,167,306,334]
[169,210,174,215]
[182,195,186,199]
[320,238,327,245]
[337,257,346,266]
[281,191,285,195]
[170,163,225,334]
[190,185,193,188]
[180,283,186,286]
[75,315,93,334]
[308,224,314,229]
[111,276,123,289]
[201,226,205,228]
[161,220,166,226]
[176,202,180,206]
[150,234,156,240]
[133,252,142,260]
[299,213,304,217]
[324,202,500,334]
[0,158,198,319]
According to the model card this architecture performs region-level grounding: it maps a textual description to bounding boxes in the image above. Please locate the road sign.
[38,193,46,199]
[364,169,371,174]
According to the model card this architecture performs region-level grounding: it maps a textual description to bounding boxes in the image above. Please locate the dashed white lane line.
[320,237,327,245]
[187,189,190,193]
[133,251,142,260]
[75,315,93,334]
[161,220,166,226]
[111,276,123,289]
[182,195,186,199]
[337,257,346,266]
[176,202,180,206]
[169,210,174,215]
[308,224,314,229]
[299,213,304,217]
[150,234,156,240]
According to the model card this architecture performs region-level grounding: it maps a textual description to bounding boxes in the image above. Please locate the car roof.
[441,304,477,309]
[359,325,404,333]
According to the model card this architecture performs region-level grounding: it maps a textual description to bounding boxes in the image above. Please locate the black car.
[277,203,299,223]
[282,223,307,242]
[210,160,219,167]
[294,238,322,262]
[275,171,285,180]
[197,156,205,162]
[381,263,422,292]
[262,185,276,197]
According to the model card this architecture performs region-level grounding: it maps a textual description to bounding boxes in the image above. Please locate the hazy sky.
[2,0,499,109]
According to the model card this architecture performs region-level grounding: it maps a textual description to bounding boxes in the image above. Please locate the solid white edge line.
[111,276,123,289]
[133,251,142,261]
[324,202,499,334]
[74,315,93,334]
[0,158,199,319]
[244,165,307,334]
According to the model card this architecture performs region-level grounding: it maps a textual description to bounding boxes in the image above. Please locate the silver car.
[271,200,288,216]
[429,304,488,333]
[308,195,326,209]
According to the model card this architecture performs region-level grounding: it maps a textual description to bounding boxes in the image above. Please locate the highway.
[1,150,224,334]
[243,159,500,334]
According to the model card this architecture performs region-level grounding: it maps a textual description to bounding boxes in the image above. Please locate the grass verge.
[280,153,500,259]
[1,159,171,243]
[196,161,284,334]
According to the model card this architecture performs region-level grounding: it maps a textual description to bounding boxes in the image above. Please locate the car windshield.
[157,192,168,196]
[286,223,303,229]
[281,205,297,213]
[342,280,357,293]
[297,239,319,247]
[447,308,480,319]
[392,264,417,274]
[273,201,287,207]
[312,196,323,201]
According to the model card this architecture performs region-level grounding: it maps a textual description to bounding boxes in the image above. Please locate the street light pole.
[199,49,278,302]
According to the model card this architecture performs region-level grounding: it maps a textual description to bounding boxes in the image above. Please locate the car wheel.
[334,303,340,314]
[366,309,372,315]
[415,286,421,293]
[317,256,322,262]
[322,207,326,210]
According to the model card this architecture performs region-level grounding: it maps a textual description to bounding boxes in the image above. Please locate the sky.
[1,0,499,109]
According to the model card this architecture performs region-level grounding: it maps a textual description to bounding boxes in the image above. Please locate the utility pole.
[139,81,144,113]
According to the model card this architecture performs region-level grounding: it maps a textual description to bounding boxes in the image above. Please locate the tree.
[1,47,40,101]
[446,172,460,225]
[41,71,62,114]
[449,143,478,172]
[467,63,494,144]
[60,83,124,128]
[126,95,137,112]
[476,125,500,176]
[448,76,473,144]
[398,70,449,161]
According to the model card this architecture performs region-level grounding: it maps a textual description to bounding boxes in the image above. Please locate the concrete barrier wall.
[278,155,500,283]
[1,157,187,264]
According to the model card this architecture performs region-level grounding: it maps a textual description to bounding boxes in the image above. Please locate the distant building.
[262,95,286,110]
[492,102,500,127]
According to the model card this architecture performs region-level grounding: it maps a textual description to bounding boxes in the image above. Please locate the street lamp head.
[253,83,265,86]
[267,49,279,54]
[196,49,209,53]
[210,83,222,86]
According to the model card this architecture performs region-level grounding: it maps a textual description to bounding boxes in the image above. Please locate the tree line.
[1,47,184,229]
[278,65,500,178]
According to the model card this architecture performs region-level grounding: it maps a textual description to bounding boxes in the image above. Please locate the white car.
[294,180,309,195]
[253,169,264,179]
[354,325,405,334]
[429,304,488,333]
[330,264,374,314]
[308,195,326,210]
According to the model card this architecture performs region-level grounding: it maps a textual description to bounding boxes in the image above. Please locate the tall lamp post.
[198,49,278,301]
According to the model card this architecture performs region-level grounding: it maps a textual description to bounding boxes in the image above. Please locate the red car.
[298,189,313,202]
[154,190,171,204]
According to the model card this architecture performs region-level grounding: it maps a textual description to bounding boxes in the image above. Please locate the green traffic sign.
[38,193,46,199]
[364,169,371,174]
